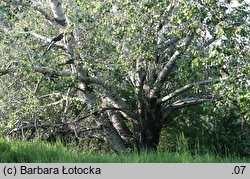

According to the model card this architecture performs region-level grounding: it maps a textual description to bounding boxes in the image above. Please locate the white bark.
[150,33,195,98]
[101,97,133,143]
[26,32,65,49]
[94,113,126,152]
[158,78,222,104]
[49,0,67,27]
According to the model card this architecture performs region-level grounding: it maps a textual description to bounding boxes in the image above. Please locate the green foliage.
[0,0,249,154]
[159,104,250,156]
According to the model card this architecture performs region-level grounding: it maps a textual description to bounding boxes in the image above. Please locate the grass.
[0,137,249,163]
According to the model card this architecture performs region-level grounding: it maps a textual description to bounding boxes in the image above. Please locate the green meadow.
[0,138,249,163]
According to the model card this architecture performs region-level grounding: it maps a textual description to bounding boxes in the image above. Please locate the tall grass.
[0,137,249,163]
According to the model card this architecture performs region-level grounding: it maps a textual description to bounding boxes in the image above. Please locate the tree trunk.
[95,113,126,152]
[135,97,162,151]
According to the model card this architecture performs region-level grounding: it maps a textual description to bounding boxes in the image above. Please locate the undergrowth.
[0,138,249,163]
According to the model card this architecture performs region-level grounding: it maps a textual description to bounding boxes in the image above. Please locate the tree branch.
[157,37,180,63]
[21,32,65,49]
[1,65,135,120]
[150,33,195,98]
[2,0,57,25]
[158,78,221,104]
[61,87,71,123]
[171,97,214,109]
[49,0,68,27]
[37,92,61,99]
[39,99,63,108]
[194,37,217,51]
[0,68,16,76]
[34,6,55,25]
[162,97,215,118]
[73,107,137,124]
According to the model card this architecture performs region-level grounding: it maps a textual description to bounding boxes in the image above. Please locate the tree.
[0,0,249,152]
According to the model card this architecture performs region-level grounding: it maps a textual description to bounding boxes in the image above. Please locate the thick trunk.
[131,61,162,151]
[135,98,162,151]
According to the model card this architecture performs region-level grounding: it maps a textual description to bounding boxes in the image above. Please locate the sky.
[231,0,250,6]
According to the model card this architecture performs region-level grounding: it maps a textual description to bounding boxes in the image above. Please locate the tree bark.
[134,91,162,151]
